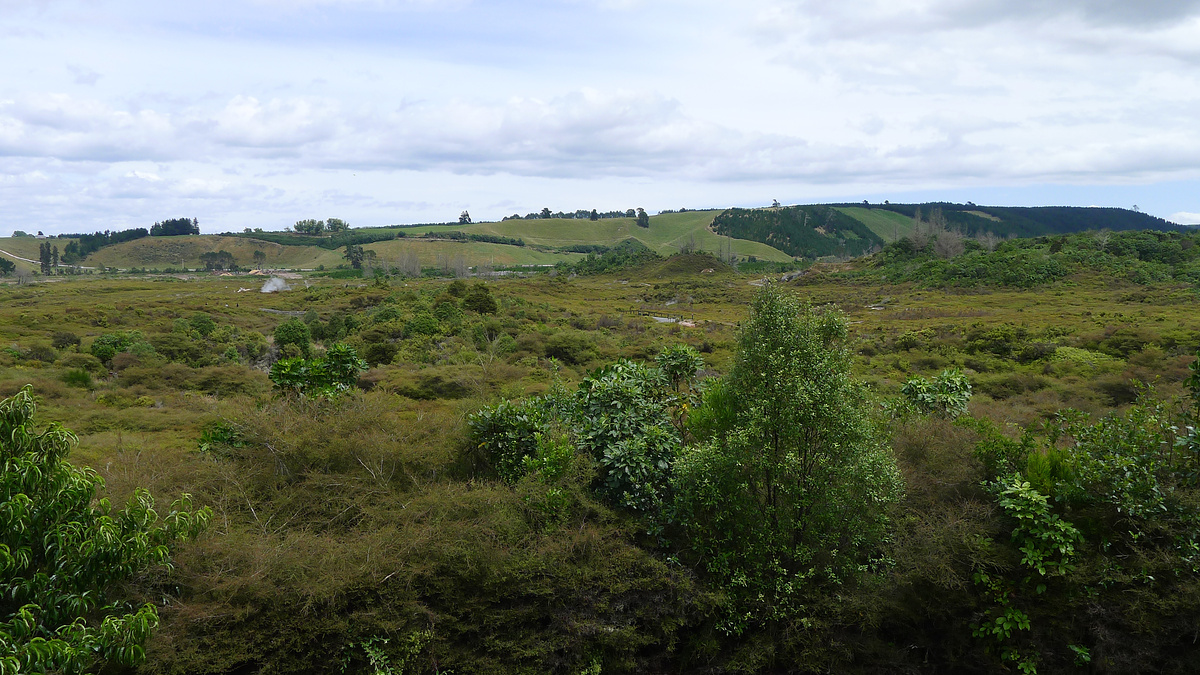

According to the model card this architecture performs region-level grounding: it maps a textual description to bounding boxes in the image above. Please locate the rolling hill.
[2,202,1185,277]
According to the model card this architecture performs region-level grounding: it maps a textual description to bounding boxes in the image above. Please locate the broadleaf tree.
[674,284,903,631]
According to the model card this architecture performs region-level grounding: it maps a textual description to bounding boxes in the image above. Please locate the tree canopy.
[675,285,903,630]
[150,218,199,237]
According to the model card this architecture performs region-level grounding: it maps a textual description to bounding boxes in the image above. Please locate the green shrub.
[468,396,553,482]
[574,360,679,521]
[544,331,597,365]
[386,365,483,400]
[90,330,150,365]
[194,365,271,397]
[149,332,207,366]
[269,344,368,397]
[900,368,972,418]
[462,283,498,314]
[361,341,399,367]
[60,368,94,389]
[405,312,439,337]
[189,312,217,337]
[58,352,106,375]
[51,330,80,350]
[975,371,1048,400]
[274,318,312,359]
[23,342,58,363]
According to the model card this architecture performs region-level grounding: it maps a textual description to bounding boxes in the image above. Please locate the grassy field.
[836,206,916,242]
[364,238,586,268]
[3,210,792,274]
[404,211,794,262]
[0,236,77,274]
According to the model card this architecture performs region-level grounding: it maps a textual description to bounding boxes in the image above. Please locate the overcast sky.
[3,0,1200,234]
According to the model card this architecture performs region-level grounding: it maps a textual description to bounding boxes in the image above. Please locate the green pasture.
[404,211,794,262]
[837,206,916,242]
[364,238,585,268]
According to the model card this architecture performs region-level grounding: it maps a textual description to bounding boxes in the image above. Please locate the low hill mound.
[86,235,338,269]
[630,253,736,280]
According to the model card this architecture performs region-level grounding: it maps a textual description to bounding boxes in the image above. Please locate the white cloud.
[3,0,1200,232]
[1170,211,1200,225]
[67,64,100,85]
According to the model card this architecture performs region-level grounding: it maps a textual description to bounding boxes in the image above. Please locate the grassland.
[836,206,917,242]
[404,211,794,262]
[2,211,792,275]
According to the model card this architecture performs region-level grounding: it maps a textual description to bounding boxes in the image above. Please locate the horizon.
[5,200,1193,239]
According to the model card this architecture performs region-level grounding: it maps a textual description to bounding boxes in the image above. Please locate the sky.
[2,0,1200,235]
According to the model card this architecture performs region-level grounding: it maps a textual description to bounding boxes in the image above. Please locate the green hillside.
[835,202,1184,240]
[712,205,885,259]
[403,211,793,262]
[364,238,584,267]
[836,207,917,242]
[5,203,1179,278]
[85,236,335,270]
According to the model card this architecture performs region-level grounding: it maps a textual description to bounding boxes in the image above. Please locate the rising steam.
[261,278,291,293]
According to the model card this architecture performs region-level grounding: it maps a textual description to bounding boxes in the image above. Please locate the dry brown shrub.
[218,392,461,486]
[891,416,985,509]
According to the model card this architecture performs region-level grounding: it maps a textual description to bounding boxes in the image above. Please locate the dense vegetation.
[150,219,200,237]
[845,202,1185,238]
[2,230,1200,673]
[564,239,661,276]
[421,231,526,247]
[58,228,150,263]
[228,229,401,250]
[860,228,1200,289]
[713,205,885,258]
[0,386,210,673]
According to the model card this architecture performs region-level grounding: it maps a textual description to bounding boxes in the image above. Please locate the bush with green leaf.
[0,385,211,673]
[273,319,311,359]
[461,283,498,314]
[269,344,368,397]
[90,331,153,365]
[468,397,553,483]
[900,368,972,418]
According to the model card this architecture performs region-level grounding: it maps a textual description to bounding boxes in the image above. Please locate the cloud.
[3,86,1198,189]
[209,96,342,151]
[1170,211,1200,225]
[0,94,177,162]
[67,65,101,85]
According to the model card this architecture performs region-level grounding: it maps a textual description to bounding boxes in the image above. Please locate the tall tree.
[293,219,325,235]
[636,208,650,228]
[459,211,472,224]
[38,242,51,275]
[343,244,366,269]
[675,285,902,630]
